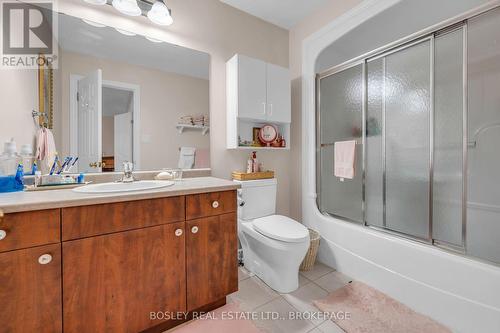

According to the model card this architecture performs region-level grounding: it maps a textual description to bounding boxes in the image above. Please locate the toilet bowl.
[234,179,310,293]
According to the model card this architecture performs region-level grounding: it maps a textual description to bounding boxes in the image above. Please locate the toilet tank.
[234,178,277,220]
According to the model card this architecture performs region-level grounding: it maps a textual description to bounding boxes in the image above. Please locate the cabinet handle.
[175,229,183,237]
[191,226,199,234]
[269,103,273,116]
[38,254,53,265]
[262,102,266,115]
[0,230,6,240]
[212,201,219,209]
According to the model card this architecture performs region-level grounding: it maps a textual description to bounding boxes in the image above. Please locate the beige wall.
[288,0,362,220]
[0,69,38,153]
[59,51,209,170]
[58,0,292,214]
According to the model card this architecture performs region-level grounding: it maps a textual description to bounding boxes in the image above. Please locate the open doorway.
[102,86,133,172]
[70,72,140,173]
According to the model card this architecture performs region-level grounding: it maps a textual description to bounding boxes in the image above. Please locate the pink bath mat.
[171,302,261,333]
[314,281,451,333]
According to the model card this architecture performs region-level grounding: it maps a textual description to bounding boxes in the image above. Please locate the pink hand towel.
[194,148,210,169]
[334,140,356,180]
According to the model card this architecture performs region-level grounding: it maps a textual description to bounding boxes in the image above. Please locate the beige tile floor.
[229,263,352,333]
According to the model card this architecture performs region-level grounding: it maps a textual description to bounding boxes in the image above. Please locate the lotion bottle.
[246,154,253,173]
[252,151,259,172]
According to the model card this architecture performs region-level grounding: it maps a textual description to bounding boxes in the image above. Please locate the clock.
[258,124,278,146]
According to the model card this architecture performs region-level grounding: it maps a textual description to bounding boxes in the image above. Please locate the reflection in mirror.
[0,10,210,174]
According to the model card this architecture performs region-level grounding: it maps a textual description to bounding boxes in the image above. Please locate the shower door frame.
[316,18,472,253]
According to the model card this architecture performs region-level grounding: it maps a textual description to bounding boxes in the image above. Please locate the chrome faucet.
[120,161,136,183]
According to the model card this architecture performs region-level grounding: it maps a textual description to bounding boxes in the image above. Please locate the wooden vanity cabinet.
[62,222,186,333]
[0,189,238,333]
[0,208,62,333]
[186,213,238,311]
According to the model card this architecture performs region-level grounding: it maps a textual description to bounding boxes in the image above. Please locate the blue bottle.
[0,163,24,192]
[14,163,24,191]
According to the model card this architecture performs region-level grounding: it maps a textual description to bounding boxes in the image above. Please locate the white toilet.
[235,178,310,293]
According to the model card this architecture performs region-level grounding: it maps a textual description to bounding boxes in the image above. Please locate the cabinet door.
[238,55,267,120]
[186,213,238,311]
[63,222,186,333]
[0,244,62,333]
[266,63,291,123]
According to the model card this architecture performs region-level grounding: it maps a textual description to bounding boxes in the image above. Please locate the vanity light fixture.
[83,0,174,26]
[147,1,173,26]
[112,0,141,16]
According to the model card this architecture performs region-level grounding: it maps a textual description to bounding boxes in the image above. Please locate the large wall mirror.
[2,9,210,174]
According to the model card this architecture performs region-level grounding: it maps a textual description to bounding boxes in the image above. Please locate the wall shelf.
[176,124,209,135]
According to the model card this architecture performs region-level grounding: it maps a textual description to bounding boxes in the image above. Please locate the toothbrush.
[65,157,78,173]
[49,156,58,175]
[63,157,73,173]
[57,157,70,174]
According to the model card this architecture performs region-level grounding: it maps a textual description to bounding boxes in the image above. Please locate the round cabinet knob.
[38,254,52,265]
[191,226,199,234]
[0,230,6,240]
[175,229,183,237]
[212,201,219,209]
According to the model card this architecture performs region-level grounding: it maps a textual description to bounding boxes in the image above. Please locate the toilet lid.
[252,215,309,243]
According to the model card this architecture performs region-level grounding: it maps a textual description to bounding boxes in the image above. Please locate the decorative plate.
[259,124,278,146]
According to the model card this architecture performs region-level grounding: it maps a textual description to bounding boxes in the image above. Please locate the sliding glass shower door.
[366,39,432,239]
[317,64,363,223]
[317,5,500,266]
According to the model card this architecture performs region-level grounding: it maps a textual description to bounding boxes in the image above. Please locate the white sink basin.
[73,180,175,193]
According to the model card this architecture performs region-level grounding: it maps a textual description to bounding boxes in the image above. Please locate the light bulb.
[112,0,141,17]
[147,1,173,26]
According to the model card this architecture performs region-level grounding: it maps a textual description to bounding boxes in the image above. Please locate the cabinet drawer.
[186,191,236,220]
[62,196,185,240]
[0,209,60,253]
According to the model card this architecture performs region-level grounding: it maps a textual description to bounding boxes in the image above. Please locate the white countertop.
[0,177,240,213]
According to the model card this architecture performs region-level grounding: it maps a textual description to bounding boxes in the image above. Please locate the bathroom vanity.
[0,177,239,333]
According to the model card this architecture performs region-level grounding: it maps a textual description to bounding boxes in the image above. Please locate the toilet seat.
[252,215,309,243]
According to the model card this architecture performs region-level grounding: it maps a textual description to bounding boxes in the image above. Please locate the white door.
[266,63,291,123]
[238,55,267,120]
[77,69,102,173]
[114,112,133,172]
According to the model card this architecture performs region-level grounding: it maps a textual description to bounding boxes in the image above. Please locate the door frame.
[70,74,141,170]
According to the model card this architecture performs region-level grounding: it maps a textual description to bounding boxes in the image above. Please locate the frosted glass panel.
[433,29,464,246]
[384,41,431,239]
[366,59,384,227]
[319,65,363,222]
[467,8,500,264]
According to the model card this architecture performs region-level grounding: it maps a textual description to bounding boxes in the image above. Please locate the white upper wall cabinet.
[266,63,291,123]
[236,55,268,121]
[226,54,291,149]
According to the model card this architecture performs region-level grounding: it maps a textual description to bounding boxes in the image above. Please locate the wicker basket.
[300,229,320,271]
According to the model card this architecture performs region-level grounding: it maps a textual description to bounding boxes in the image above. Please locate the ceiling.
[57,13,210,80]
[220,0,330,29]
